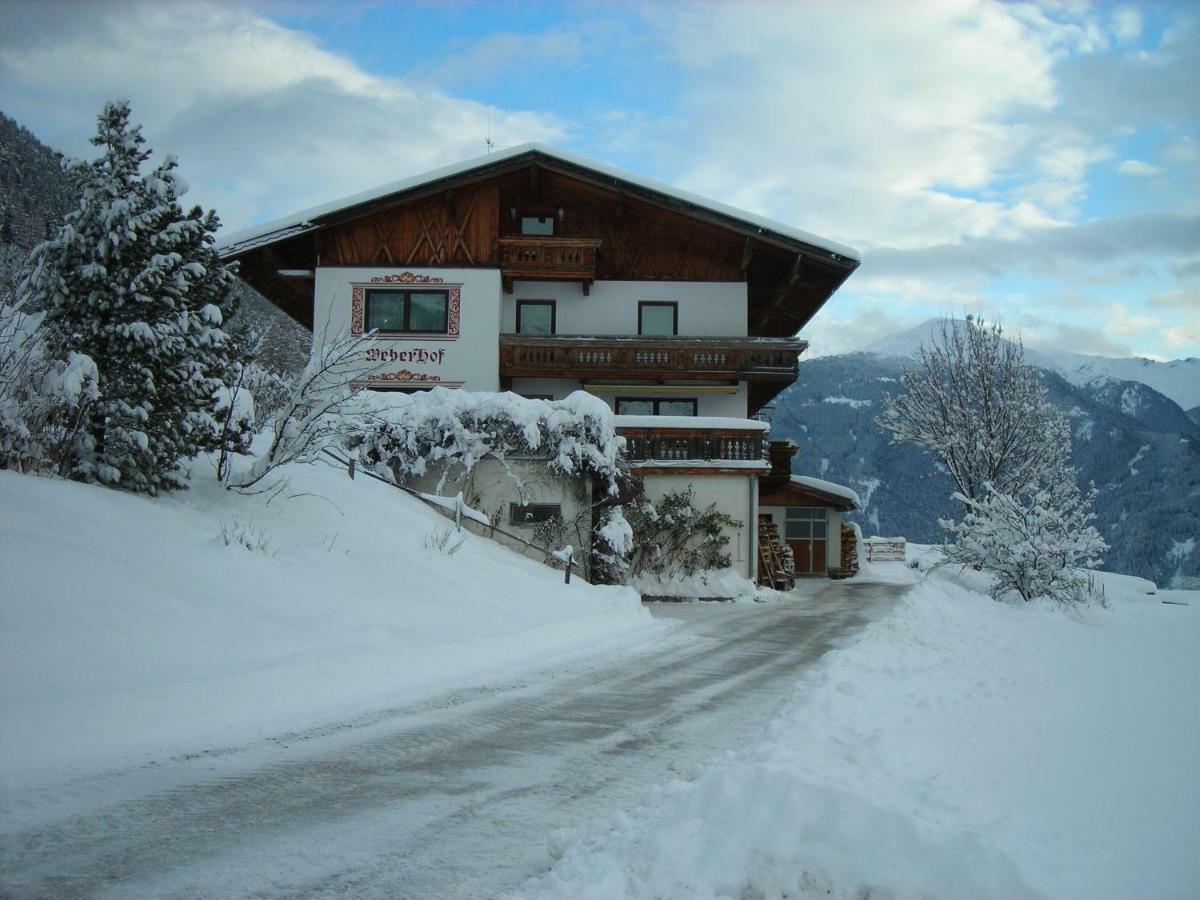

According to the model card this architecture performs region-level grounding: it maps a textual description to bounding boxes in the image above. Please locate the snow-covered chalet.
[218,144,862,585]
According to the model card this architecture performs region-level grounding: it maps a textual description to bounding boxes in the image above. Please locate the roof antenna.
[485,106,494,154]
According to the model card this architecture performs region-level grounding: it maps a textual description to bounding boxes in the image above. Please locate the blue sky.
[1,0,1196,359]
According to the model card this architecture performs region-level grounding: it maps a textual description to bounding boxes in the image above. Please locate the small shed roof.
[759,475,861,511]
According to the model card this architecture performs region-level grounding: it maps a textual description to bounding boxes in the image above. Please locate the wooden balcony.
[499,335,805,383]
[617,425,769,467]
[498,235,601,293]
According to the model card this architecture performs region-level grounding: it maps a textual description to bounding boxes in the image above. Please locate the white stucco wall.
[640,473,757,580]
[313,266,502,391]
[503,280,747,336]
[405,457,591,566]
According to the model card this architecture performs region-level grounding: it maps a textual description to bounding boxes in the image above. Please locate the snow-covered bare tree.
[23,100,238,492]
[234,320,372,490]
[877,316,1057,503]
[880,316,1107,603]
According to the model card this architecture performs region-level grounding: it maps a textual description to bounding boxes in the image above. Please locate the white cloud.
[0,1,566,231]
[643,0,1102,250]
[1111,6,1144,43]
[1117,159,1164,176]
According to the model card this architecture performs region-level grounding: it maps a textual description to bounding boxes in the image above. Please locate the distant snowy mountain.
[863,318,1200,410]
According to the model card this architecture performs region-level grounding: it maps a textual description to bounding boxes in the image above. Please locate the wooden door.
[785,508,828,575]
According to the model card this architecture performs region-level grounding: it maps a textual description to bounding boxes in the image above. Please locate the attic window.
[520,215,555,236]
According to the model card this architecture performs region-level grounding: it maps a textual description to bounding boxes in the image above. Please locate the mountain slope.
[864,318,1200,411]
[769,353,1200,587]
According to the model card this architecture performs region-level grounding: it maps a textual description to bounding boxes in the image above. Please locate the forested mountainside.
[770,352,1200,588]
[0,111,309,374]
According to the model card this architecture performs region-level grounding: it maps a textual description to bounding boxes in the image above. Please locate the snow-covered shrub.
[352,387,624,495]
[240,362,295,429]
[941,475,1108,604]
[626,485,741,579]
[590,505,634,583]
[0,298,98,474]
[212,368,256,483]
[22,100,239,493]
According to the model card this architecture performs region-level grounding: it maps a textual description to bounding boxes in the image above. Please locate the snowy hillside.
[0,460,655,790]
[863,318,1200,410]
[524,556,1200,898]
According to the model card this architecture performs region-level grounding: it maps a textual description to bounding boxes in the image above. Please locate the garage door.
[786,507,828,574]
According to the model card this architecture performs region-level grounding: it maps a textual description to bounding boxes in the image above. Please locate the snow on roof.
[217,142,860,262]
[614,415,771,431]
[789,475,862,509]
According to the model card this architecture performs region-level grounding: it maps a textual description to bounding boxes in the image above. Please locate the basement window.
[364,289,449,334]
[510,502,562,525]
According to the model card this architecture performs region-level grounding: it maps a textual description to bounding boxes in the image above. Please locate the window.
[364,289,449,334]
[520,215,555,235]
[616,398,698,416]
[520,393,554,401]
[516,300,556,335]
[785,508,828,541]
[510,502,561,525]
[638,301,678,336]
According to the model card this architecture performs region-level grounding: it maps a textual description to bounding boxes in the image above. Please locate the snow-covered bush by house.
[352,387,625,494]
[625,486,741,579]
[0,299,98,473]
[22,100,239,493]
[239,361,296,429]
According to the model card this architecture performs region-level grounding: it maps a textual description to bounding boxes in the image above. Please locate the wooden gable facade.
[224,148,858,336]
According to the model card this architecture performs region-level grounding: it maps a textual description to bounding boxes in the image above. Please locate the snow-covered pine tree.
[23,100,238,492]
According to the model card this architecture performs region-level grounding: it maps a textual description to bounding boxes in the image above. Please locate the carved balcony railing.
[499,236,602,292]
[499,334,805,383]
[616,421,770,466]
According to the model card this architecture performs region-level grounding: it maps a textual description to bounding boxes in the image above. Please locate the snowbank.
[0,457,659,791]
[521,568,1200,898]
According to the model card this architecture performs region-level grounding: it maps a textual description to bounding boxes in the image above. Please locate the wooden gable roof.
[218,144,859,334]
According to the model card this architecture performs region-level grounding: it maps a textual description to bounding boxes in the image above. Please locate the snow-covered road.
[0,582,900,898]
